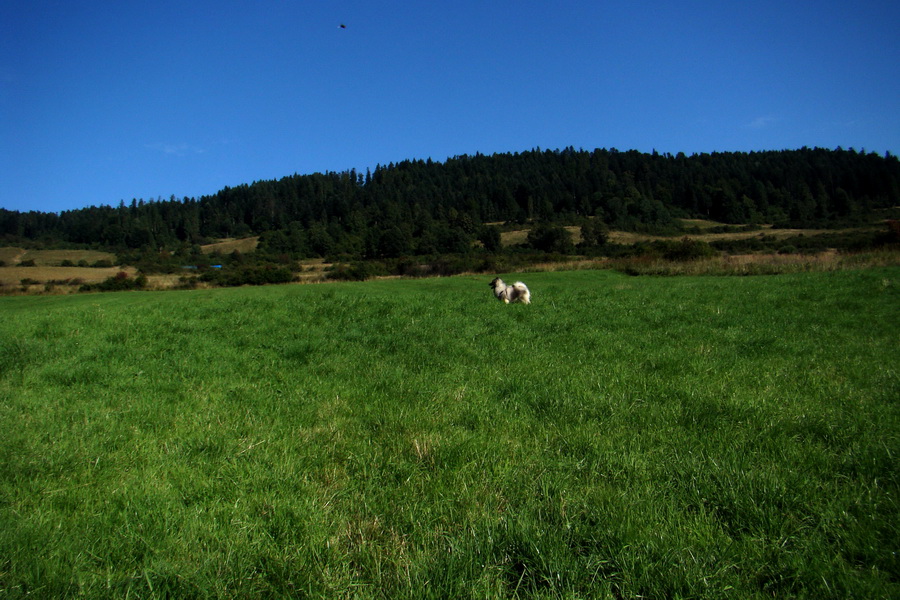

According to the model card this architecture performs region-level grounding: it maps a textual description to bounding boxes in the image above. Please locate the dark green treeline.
[2,147,898,258]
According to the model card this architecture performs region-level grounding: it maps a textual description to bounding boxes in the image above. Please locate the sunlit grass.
[1,269,898,598]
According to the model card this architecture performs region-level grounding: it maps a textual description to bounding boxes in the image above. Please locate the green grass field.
[1,269,898,598]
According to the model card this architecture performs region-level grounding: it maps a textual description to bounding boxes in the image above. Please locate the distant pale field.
[0,247,127,291]
[0,247,116,266]
[499,223,872,246]
[0,240,258,267]
[0,267,138,292]
[609,225,874,245]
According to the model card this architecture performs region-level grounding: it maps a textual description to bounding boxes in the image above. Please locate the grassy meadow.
[0,269,898,598]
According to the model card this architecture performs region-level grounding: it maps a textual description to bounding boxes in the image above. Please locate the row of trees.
[2,147,898,259]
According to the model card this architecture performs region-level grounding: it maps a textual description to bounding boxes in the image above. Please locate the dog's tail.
[513,282,531,304]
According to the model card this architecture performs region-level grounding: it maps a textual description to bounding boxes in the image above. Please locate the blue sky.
[1,0,898,214]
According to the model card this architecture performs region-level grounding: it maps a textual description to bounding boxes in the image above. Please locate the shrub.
[579,219,610,247]
[175,276,199,290]
[527,223,574,253]
[876,219,900,246]
[327,262,379,281]
[391,254,488,278]
[79,272,147,292]
[662,237,717,261]
[478,225,503,252]
[201,265,294,287]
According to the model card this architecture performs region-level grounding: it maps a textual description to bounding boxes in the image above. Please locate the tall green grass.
[1,269,898,598]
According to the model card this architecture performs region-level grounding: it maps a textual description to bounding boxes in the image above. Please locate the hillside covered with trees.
[2,147,898,264]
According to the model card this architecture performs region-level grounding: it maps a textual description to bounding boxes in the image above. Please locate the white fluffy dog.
[489,277,531,304]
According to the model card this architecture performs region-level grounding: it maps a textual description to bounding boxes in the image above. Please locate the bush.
[326,262,379,281]
[201,265,294,287]
[875,219,900,246]
[662,237,717,261]
[175,276,199,290]
[527,223,574,254]
[79,272,147,292]
[579,219,610,247]
[478,225,503,252]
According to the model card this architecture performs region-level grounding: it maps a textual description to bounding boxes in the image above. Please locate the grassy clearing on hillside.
[0,267,138,294]
[1,269,898,598]
[0,248,126,293]
[0,248,116,267]
[200,237,260,255]
[497,222,881,247]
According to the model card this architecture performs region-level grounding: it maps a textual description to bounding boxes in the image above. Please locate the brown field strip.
[200,237,260,254]
[0,266,138,293]
[500,224,876,247]
[0,247,116,266]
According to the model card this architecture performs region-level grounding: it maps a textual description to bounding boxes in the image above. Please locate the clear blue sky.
[2,0,898,214]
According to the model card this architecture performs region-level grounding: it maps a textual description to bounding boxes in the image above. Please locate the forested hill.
[2,147,898,256]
